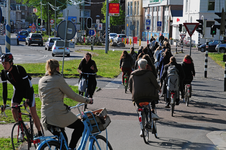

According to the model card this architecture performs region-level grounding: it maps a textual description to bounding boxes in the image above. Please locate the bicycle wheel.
[39,141,63,150]
[185,87,189,107]
[92,135,113,150]
[124,83,128,93]
[11,122,30,150]
[142,111,149,144]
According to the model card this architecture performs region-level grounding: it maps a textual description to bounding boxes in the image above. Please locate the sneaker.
[140,130,143,137]
[152,113,159,120]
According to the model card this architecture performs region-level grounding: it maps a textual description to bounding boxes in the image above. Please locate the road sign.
[68,16,77,24]
[157,26,161,31]
[89,29,95,36]
[98,23,102,30]
[157,21,162,26]
[57,20,77,40]
[32,23,36,28]
[146,26,150,30]
[33,8,37,13]
[146,19,151,26]
[50,19,54,25]
[31,27,36,33]
[183,23,199,36]
[180,34,186,40]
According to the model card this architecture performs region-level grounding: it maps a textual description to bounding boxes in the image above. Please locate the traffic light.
[179,24,182,32]
[210,25,217,35]
[86,17,92,29]
[1,16,4,24]
[196,19,204,35]
[37,18,41,26]
[42,20,45,26]
[214,8,226,35]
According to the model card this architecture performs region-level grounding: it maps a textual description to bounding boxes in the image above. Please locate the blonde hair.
[45,59,59,75]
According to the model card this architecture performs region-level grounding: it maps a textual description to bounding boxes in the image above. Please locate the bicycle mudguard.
[36,137,58,150]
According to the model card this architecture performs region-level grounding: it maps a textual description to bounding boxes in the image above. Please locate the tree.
[101,0,125,26]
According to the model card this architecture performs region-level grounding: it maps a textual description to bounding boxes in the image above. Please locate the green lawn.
[208,53,225,68]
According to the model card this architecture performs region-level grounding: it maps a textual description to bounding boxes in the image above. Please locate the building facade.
[142,0,183,42]
[182,0,226,45]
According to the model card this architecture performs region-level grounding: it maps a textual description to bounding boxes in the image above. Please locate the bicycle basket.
[85,108,111,134]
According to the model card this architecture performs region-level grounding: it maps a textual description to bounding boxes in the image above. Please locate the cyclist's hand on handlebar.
[86,98,93,104]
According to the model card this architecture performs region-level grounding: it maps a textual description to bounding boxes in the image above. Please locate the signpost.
[109,3,120,16]
[157,21,162,32]
[183,23,199,56]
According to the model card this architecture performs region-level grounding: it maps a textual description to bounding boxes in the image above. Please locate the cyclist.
[120,50,133,84]
[181,55,195,100]
[129,59,160,136]
[160,56,185,108]
[39,59,93,150]
[129,47,138,69]
[77,52,98,98]
[0,53,42,136]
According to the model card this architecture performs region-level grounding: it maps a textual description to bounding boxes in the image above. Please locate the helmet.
[1,53,13,62]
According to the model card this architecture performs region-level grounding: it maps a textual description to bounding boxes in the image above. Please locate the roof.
[171,10,183,17]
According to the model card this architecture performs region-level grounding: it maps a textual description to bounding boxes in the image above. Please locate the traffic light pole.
[5,0,10,53]
[104,0,109,53]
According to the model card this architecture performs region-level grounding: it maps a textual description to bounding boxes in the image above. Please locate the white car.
[113,34,126,43]
[52,40,70,57]
[109,33,117,42]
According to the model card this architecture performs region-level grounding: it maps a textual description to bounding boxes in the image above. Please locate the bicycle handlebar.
[81,72,96,75]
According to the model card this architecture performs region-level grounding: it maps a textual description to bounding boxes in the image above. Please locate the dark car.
[45,37,61,51]
[17,30,29,43]
[198,40,221,52]
[25,33,43,46]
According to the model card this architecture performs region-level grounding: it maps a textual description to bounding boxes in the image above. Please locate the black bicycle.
[184,84,191,106]
[123,72,129,93]
[137,102,158,144]
[1,101,44,150]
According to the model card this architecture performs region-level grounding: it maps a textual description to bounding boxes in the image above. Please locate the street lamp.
[126,15,129,37]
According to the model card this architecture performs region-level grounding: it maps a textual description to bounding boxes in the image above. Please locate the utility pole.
[105,0,109,53]
[55,0,56,36]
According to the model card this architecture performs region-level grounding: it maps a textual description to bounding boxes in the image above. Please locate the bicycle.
[35,103,113,150]
[123,72,129,93]
[136,102,158,144]
[79,72,96,111]
[184,84,191,106]
[1,101,44,150]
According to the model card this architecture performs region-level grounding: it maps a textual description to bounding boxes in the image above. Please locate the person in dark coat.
[137,46,143,56]
[159,34,164,46]
[120,50,134,84]
[181,55,195,99]
[160,56,185,107]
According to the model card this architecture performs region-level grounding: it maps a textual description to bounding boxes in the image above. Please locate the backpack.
[167,65,179,91]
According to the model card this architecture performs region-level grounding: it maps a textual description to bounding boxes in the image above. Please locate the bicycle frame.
[36,103,109,150]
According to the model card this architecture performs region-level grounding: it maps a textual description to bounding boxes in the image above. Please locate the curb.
[206,131,226,150]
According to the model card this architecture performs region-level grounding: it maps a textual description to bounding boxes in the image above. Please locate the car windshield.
[55,41,69,47]
[50,38,60,43]
[20,32,28,36]
[119,35,126,38]
[32,34,42,38]
[110,33,117,37]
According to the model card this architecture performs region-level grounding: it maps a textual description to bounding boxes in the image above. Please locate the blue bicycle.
[35,103,112,150]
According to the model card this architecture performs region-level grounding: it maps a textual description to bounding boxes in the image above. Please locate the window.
[81,10,90,18]
[208,0,215,11]
[130,2,132,15]
[137,20,139,36]
[137,1,139,15]
[128,2,129,15]
[185,0,188,12]
[153,16,157,31]
[134,2,136,15]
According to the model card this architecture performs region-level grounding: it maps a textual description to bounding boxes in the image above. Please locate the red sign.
[109,3,120,16]
[183,23,199,36]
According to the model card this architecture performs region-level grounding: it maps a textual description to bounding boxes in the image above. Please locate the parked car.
[25,33,43,46]
[109,33,117,42]
[52,40,70,57]
[45,37,61,51]
[17,30,29,42]
[113,34,126,43]
[198,40,221,52]
[215,42,226,53]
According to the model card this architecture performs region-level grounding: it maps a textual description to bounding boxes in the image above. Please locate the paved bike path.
[1,45,226,149]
